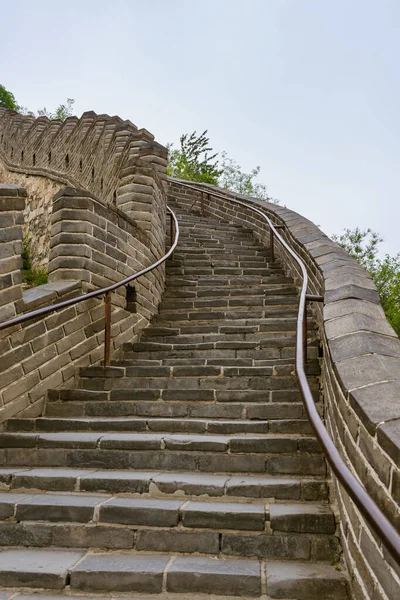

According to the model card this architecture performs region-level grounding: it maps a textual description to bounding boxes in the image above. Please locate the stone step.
[0,491,335,533]
[167,267,292,278]
[1,436,326,474]
[144,319,314,335]
[109,358,319,375]
[150,316,311,330]
[158,298,304,311]
[165,282,295,294]
[0,430,320,454]
[0,467,328,500]
[45,397,313,421]
[123,346,319,361]
[156,309,304,323]
[6,416,320,435]
[77,375,314,394]
[163,287,298,300]
[171,246,272,256]
[0,494,338,558]
[79,364,298,378]
[170,257,275,267]
[126,336,318,352]
[48,387,319,405]
[0,549,349,597]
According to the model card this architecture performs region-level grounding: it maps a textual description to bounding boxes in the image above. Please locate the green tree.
[168,130,276,201]
[0,84,19,111]
[333,227,400,336]
[219,151,276,201]
[37,98,75,121]
[167,130,222,184]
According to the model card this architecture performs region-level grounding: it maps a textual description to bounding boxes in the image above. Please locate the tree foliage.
[0,84,19,111]
[219,152,275,201]
[0,84,75,121]
[333,227,400,336]
[37,98,75,121]
[167,130,276,201]
[167,131,222,184]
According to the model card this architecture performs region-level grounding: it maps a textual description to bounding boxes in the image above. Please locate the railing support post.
[302,301,308,363]
[201,192,204,217]
[104,291,112,367]
[270,227,274,262]
[170,213,175,260]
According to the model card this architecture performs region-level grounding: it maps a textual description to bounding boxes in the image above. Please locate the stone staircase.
[0,205,349,598]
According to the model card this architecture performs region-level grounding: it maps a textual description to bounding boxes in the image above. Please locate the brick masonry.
[0,108,168,267]
[0,108,169,426]
[167,178,400,600]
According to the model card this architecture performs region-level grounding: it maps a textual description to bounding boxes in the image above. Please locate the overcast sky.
[1,0,398,255]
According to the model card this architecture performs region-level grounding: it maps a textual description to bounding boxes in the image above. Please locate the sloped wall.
[167,177,400,600]
[0,110,169,424]
[0,108,168,267]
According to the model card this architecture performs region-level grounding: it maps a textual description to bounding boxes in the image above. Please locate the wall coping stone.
[22,281,81,312]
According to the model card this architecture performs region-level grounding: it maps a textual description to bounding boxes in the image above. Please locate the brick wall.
[0,109,168,266]
[167,177,400,600]
[0,184,167,424]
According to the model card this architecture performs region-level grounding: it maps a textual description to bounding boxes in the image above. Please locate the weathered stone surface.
[349,382,400,435]
[0,548,83,589]
[270,503,336,534]
[167,556,261,596]
[100,497,184,526]
[15,493,103,522]
[181,501,265,530]
[266,561,348,599]
[70,554,169,592]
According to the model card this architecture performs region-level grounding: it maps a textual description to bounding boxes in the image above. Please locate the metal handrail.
[0,206,180,366]
[173,179,400,564]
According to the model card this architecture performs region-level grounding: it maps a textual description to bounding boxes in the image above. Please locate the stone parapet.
[0,109,168,267]
[167,177,400,600]
[0,180,166,426]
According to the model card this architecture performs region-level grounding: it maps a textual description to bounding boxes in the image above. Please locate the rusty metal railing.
[0,206,179,367]
[172,179,400,565]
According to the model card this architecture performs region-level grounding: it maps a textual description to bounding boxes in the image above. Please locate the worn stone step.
[70,553,261,595]
[266,560,349,599]
[163,287,298,300]
[0,548,84,589]
[0,491,335,535]
[8,416,312,435]
[1,429,325,473]
[158,298,302,311]
[126,336,318,352]
[79,364,299,379]
[77,376,313,395]
[0,431,320,455]
[108,357,320,376]
[0,519,339,560]
[0,467,328,500]
[0,550,349,596]
[45,398,312,421]
[124,346,319,361]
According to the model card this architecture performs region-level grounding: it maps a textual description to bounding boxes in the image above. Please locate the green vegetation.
[0,84,19,111]
[21,236,48,288]
[167,131,222,184]
[0,83,75,121]
[37,98,75,121]
[167,130,277,202]
[333,227,400,336]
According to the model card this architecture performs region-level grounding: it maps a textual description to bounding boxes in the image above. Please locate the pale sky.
[1,0,399,256]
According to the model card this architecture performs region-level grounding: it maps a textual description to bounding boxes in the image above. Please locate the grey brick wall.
[0,108,168,266]
[167,178,400,600]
